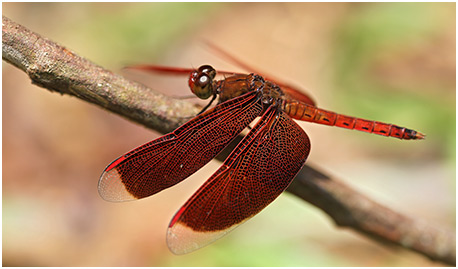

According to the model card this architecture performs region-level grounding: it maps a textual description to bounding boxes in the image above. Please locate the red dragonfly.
[98,64,424,255]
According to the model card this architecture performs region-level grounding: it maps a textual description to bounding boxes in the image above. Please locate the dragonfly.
[98,62,424,255]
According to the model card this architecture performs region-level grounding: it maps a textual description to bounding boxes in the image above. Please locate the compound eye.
[198,65,216,79]
[191,73,213,100]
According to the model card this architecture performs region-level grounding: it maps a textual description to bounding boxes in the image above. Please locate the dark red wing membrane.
[98,91,263,202]
[166,106,311,254]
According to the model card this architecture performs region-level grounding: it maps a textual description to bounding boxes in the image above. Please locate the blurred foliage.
[66,3,216,67]
[332,3,455,164]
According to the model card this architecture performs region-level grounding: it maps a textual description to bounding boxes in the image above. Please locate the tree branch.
[2,15,199,134]
[3,16,455,265]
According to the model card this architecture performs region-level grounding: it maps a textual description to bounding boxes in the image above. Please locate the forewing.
[98,91,262,202]
[167,106,311,254]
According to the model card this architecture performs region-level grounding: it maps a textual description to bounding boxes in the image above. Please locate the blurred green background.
[3,2,455,266]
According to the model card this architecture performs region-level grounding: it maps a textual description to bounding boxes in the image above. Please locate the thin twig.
[2,16,455,266]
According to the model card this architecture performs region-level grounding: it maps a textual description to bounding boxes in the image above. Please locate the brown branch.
[2,15,199,134]
[2,16,455,266]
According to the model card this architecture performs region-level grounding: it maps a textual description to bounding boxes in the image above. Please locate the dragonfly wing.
[167,106,311,254]
[98,91,262,202]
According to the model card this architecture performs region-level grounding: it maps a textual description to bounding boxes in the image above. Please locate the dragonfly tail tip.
[415,131,426,140]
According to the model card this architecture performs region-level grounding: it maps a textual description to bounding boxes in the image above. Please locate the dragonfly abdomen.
[283,100,424,140]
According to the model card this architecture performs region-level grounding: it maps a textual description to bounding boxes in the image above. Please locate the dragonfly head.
[189,65,216,100]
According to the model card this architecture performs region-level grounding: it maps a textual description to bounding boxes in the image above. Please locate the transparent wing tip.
[166,221,231,255]
[98,167,137,202]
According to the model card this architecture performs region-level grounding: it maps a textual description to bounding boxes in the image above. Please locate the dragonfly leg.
[197,93,217,115]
